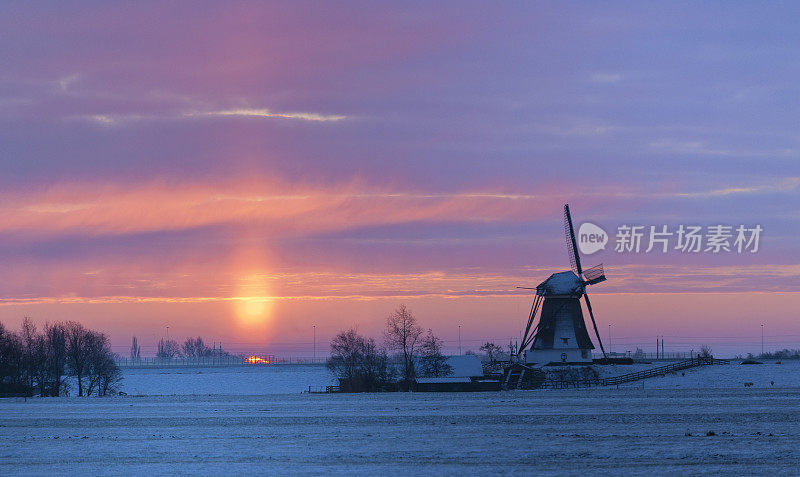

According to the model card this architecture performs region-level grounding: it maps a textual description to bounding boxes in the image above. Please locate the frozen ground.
[117,360,800,396]
[2,362,800,475]
[598,359,800,389]
[121,365,335,395]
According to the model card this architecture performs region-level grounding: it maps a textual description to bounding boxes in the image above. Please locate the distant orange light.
[233,273,274,330]
[244,355,270,364]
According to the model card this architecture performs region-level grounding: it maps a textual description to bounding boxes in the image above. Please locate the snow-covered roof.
[536,271,584,296]
[445,355,484,377]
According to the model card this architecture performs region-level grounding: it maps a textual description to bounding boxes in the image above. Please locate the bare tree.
[20,318,39,391]
[20,319,55,397]
[84,331,107,396]
[479,342,503,363]
[85,331,120,396]
[29,331,49,397]
[0,322,26,396]
[360,338,392,391]
[130,336,141,360]
[65,321,91,396]
[327,329,364,385]
[97,353,122,396]
[384,304,423,385]
[419,330,451,378]
[182,336,212,358]
[156,338,181,358]
[45,322,67,396]
[327,329,391,392]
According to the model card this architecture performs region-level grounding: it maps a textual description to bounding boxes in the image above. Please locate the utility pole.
[313,325,316,363]
[761,324,764,356]
[458,325,462,355]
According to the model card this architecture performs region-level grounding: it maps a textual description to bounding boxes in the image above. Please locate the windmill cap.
[536,271,584,296]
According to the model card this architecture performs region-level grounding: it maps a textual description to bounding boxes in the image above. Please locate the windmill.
[517,204,607,365]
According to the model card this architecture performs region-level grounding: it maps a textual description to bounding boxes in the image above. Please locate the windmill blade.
[519,294,542,353]
[563,204,583,276]
[583,292,606,358]
[521,322,540,351]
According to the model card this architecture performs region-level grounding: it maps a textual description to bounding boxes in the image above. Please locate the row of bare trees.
[149,336,232,359]
[0,319,121,397]
[327,305,451,391]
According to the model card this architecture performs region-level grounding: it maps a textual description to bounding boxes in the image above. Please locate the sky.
[1,1,798,357]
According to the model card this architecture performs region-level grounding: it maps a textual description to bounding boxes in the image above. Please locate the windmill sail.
[583,293,606,357]
[563,204,582,275]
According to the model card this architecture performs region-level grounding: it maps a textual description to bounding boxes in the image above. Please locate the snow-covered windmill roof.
[536,271,584,296]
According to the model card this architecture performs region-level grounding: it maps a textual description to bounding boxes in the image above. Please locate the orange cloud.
[0,176,564,237]
[3,176,794,239]
[2,263,798,306]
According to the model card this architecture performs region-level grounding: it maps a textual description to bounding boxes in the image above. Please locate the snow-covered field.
[2,361,800,475]
[121,364,335,395]
[599,359,800,388]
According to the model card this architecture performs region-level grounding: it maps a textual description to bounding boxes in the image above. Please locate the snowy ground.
[121,364,335,395]
[119,360,800,396]
[599,359,800,389]
[2,362,800,475]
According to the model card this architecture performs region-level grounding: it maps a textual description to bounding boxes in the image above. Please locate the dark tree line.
[327,305,451,392]
[754,349,800,360]
[0,318,121,397]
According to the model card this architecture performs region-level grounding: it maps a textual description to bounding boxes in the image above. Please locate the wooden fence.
[600,356,728,386]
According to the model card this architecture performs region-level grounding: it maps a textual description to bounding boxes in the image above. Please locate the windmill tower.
[517,204,607,365]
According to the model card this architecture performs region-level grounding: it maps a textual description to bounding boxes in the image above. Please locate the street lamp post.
[608,324,611,355]
[761,324,764,356]
[458,325,462,355]
[165,325,170,361]
[313,325,316,363]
